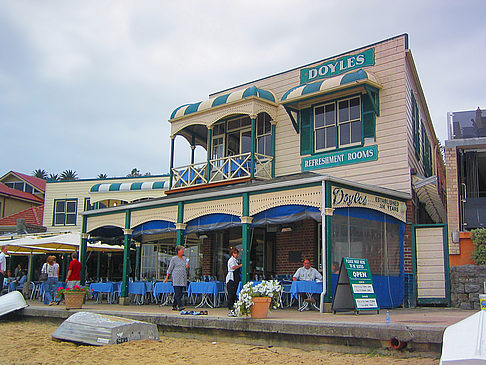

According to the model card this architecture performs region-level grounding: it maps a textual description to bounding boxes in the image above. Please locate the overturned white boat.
[52,312,159,346]
[0,291,28,317]
[440,310,486,364]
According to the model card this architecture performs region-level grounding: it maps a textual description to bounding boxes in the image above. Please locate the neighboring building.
[81,34,447,308]
[43,175,170,234]
[445,107,486,265]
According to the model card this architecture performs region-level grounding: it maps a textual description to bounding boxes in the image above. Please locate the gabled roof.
[0,205,44,226]
[0,183,44,203]
[0,171,46,192]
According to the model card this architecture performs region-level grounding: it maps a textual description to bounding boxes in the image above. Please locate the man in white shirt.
[293,259,322,282]
[0,246,8,294]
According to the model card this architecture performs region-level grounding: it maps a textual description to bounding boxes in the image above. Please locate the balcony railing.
[171,152,273,190]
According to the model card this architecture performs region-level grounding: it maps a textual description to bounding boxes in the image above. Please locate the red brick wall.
[201,235,212,276]
[403,200,415,273]
[275,219,317,275]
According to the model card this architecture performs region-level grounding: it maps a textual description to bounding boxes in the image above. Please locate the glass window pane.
[257,117,264,135]
[351,121,362,144]
[66,213,76,225]
[240,117,251,128]
[55,201,65,213]
[350,97,360,120]
[241,131,251,154]
[315,106,325,128]
[227,119,239,130]
[326,126,337,149]
[66,201,76,213]
[264,120,271,134]
[325,104,335,125]
[315,129,325,150]
[55,213,65,225]
[257,137,264,154]
[338,100,349,122]
[340,123,350,145]
[264,135,272,155]
[24,185,33,194]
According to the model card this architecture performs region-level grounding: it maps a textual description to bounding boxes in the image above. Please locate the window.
[5,181,36,194]
[411,91,420,159]
[84,198,94,211]
[54,199,77,225]
[314,96,361,152]
[257,113,272,156]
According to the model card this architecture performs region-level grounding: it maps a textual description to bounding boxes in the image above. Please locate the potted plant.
[234,280,282,318]
[56,285,92,309]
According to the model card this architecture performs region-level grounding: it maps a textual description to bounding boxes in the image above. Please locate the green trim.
[250,118,256,179]
[80,215,88,285]
[177,202,184,224]
[47,173,169,184]
[206,128,213,181]
[121,210,132,298]
[271,123,276,178]
[283,106,299,133]
[169,136,175,190]
[324,181,333,302]
[242,223,250,285]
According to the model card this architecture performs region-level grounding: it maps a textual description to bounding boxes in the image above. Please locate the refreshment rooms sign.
[300,48,375,84]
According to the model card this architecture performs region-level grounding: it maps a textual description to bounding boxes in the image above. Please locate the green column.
[176,202,186,246]
[61,253,69,282]
[135,242,141,281]
[169,136,175,190]
[324,181,333,303]
[80,216,88,285]
[191,135,196,165]
[120,210,132,304]
[241,193,251,284]
[96,251,101,281]
[271,122,276,178]
[206,127,213,181]
[250,117,256,178]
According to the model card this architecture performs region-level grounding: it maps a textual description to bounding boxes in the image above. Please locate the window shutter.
[300,107,313,155]
[362,95,376,139]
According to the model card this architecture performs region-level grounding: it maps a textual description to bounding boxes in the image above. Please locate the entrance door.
[413,224,450,306]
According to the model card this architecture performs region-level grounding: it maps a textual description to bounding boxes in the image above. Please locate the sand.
[1,318,439,365]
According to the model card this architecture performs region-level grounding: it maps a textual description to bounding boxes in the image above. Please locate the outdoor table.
[187,281,219,308]
[40,282,65,303]
[89,282,115,303]
[153,282,174,305]
[129,281,147,305]
[290,281,323,311]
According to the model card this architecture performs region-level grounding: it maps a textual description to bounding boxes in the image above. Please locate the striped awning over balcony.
[281,69,381,104]
[90,181,169,193]
[170,85,276,120]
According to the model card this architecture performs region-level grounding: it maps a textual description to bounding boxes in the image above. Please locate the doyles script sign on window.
[331,186,407,222]
[300,48,375,84]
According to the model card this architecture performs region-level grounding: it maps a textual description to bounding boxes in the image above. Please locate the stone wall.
[450,265,486,309]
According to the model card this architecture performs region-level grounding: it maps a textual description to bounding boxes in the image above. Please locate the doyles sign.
[300,48,374,84]
[331,186,407,222]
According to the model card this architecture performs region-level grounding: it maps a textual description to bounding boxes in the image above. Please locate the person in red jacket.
[66,252,82,288]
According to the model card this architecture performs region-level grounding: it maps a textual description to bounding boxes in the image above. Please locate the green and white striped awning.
[90,181,169,193]
[281,69,381,104]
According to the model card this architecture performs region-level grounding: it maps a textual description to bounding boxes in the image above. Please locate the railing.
[171,152,273,189]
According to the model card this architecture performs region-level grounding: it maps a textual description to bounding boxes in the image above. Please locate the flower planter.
[64,292,85,310]
[250,297,271,319]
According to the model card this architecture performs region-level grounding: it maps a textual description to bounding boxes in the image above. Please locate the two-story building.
[80,34,447,308]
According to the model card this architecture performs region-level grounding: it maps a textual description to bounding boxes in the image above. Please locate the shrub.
[471,229,486,264]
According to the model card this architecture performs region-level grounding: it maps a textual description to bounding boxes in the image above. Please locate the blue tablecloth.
[187,282,219,296]
[153,282,174,298]
[290,281,323,299]
[236,281,262,296]
[89,282,114,294]
[128,281,147,295]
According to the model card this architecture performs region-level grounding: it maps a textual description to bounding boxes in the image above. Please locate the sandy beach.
[1,318,439,365]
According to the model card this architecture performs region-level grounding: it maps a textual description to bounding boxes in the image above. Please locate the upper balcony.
[167,86,279,192]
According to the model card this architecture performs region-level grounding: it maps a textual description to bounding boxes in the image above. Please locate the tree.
[48,173,59,182]
[472,229,486,265]
[60,170,78,181]
[126,168,141,177]
[32,169,48,179]
[98,173,108,179]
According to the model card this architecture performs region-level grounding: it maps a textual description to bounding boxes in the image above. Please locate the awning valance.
[413,175,446,223]
[281,69,381,104]
[90,181,169,193]
[170,85,276,120]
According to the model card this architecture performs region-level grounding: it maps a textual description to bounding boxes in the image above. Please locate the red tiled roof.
[0,205,44,226]
[9,171,46,191]
[0,182,44,203]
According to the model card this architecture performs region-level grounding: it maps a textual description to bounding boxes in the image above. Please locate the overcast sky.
[1,1,484,179]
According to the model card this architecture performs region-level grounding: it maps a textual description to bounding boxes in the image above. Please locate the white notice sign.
[352,284,375,294]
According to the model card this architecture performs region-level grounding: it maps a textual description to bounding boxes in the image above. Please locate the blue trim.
[170,104,190,119]
[340,69,368,85]
[109,183,122,191]
[185,213,241,233]
[243,85,258,98]
[152,181,166,189]
[132,220,176,235]
[212,94,230,107]
[257,88,275,102]
[184,102,202,115]
[302,80,324,96]
[90,184,102,192]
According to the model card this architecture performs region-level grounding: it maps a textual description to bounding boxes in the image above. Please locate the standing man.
[66,252,82,288]
[0,246,7,294]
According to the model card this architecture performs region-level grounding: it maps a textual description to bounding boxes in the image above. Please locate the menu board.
[332,257,379,314]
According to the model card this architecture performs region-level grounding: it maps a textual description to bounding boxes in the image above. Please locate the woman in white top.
[42,255,59,305]
[226,248,242,317]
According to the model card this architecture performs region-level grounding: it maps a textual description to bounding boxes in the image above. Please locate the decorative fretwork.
[130,206,178,229]
[249,186,322,216]
[184,197,242,223]
[86,213,125,233]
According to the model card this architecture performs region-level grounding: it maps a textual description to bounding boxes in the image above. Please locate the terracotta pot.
[64,292,85,309]
[251,297,271,319]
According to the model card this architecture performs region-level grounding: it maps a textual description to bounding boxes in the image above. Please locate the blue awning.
[252,205,321,226]
[185,214,241,234]
[132,220,176,236]
[281,69,381,104]
[170,85,276,120]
